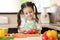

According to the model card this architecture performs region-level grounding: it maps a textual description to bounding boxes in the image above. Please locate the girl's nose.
[28,13,31,16]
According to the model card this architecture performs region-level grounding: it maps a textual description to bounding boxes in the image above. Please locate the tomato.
[43,31,47,36]
[5,34,10,36]
[32,29,39,34]
[48,36,56,40]
[32,29,37,34]
[26,29,39,34]
[26,30,32,34]
[42,35,48,40]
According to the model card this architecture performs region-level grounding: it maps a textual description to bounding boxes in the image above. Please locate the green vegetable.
[0,36,14,40]
[58,34,60,37]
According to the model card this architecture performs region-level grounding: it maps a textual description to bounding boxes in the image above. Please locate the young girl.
[17,2,42,34]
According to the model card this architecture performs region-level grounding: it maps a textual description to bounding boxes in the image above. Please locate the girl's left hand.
[24,28,31,33]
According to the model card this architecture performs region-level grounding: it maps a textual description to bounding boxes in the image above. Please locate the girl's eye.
[25,11,32,14]
[25,13,28,14]
[29,11,32,13]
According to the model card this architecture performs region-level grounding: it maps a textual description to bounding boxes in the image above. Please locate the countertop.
[40,23,60,31]
[0,23,60,31]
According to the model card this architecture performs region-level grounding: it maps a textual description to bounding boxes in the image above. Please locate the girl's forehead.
[23,7,33,12]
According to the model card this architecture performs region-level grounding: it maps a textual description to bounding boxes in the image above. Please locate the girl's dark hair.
[17,2,38,27]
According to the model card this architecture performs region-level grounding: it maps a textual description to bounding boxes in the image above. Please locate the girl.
[17,2,42,34]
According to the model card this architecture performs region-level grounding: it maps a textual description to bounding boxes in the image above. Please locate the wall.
[0,13,17,28]
[0,0,18,12]
[51,0,60,6]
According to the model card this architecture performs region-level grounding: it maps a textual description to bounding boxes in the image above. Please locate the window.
[0,0,18,13]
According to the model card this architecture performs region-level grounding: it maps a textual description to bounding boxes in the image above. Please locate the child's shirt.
[19,18,42,31]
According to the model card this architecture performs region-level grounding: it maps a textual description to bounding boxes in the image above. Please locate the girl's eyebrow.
[29,11,32,13]
[25,11,32,13]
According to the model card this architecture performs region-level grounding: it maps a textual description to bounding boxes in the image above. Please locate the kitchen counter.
[40,23,60,31]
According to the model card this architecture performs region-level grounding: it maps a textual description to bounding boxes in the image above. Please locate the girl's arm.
[18,18,26,33]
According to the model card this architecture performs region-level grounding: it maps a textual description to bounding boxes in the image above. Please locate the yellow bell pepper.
[46,30,57,38]
[0,28,8,37]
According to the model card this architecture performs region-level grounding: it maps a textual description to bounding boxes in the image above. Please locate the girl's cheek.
[26,15,28,17]
[24,14,27,17]
[25,15,28,18]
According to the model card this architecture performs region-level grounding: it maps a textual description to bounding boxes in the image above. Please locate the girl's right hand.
[18,28,26,33]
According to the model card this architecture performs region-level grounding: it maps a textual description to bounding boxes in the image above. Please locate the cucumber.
[0,36,14,40]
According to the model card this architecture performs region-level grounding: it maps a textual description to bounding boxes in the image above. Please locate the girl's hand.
[18,28,26,33]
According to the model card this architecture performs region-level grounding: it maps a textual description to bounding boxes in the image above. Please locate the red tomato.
[32,29,36,34]
[42,35,48,40]
[26,29,39,34]
[5,34,10,36]
[43,31,47,36]
[48,36,56,40]
[32,29,39,34]
[26,30,32,34]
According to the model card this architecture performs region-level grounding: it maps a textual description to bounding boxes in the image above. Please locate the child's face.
[23,7,34,20]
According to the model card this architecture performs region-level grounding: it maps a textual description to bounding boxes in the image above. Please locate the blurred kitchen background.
[0,0,60,34]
